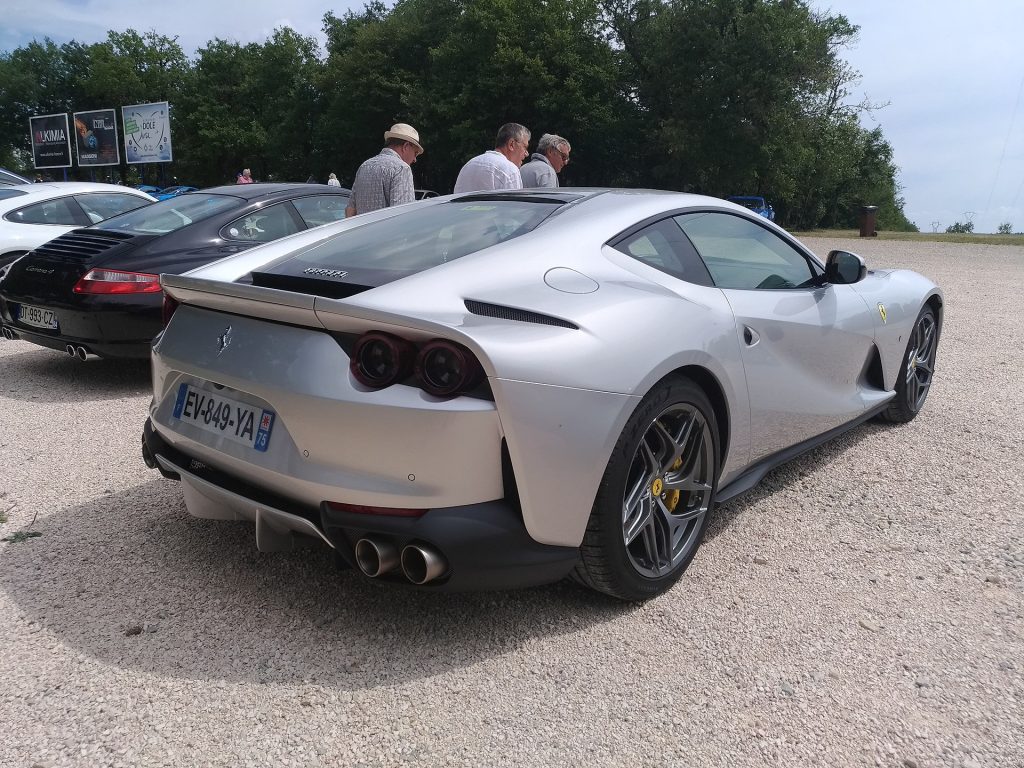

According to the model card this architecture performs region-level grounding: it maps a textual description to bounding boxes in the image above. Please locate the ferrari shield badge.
[877,303,887,323]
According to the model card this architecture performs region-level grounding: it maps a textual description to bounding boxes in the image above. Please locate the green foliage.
[0,0,914,227]
[997,222,1013,234]
[945,221,974,234]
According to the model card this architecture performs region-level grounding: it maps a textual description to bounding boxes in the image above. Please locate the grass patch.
[792,229,1024,246]
[2,531,42,543]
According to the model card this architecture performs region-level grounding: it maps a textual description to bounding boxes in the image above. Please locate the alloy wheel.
[621,403,714,578]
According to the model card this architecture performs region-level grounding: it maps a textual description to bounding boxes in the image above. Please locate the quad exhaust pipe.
[354,537,400,578]
[65,344,88,361]
[354,537,447,584]
[400,543,447,585]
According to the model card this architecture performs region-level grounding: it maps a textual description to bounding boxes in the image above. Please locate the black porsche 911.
[0,183,350,359]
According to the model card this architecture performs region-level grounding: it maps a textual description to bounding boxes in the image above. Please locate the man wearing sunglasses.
[346,123,423,217]
[519,134,571,188]
[453,123,531,193]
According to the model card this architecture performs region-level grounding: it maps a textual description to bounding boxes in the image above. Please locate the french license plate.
[172,383,275,452]
[19,304,58,330]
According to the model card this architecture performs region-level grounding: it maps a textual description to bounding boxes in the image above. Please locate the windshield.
[93,193,241,235]
[282,198,561,276]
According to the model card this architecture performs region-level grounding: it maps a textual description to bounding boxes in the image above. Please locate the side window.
[75,193,151,224]
[674,212,817,290]
[222,203,301,243]
[611,218,713,286]
[291,195,349,229]
[6,197,82,226]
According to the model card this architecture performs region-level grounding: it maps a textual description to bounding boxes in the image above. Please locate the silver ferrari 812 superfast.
[141,189,942,600]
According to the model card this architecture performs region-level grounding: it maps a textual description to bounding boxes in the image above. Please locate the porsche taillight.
[73,268,163,295]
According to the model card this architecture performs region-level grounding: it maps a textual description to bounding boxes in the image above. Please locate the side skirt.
[716,399,892,504]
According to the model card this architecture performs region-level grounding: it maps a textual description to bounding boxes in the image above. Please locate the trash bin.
[859,205,879,237]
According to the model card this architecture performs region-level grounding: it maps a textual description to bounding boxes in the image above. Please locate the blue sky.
[6,0,1024,233]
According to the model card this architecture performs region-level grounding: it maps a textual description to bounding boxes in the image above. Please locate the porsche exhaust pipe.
[401,543,447,585]
[65,344,76,356]
[2,326,15,340]
[354,537,400,578]
[75,345,89,361]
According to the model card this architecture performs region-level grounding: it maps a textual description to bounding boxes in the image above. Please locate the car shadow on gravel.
[0,343,149,401]
[705,420,883,541]
[0,479,634,691]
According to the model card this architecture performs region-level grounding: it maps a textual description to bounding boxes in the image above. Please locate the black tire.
[878,305,939,424]
[574,375,719,601]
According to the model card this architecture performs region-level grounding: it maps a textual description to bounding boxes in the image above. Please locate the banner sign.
[122,101,172,163]
[30,113,72,169]
[73,109,121,166]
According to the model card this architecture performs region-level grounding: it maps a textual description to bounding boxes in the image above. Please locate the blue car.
[135,184,162,195]
[726,195,775,221]
[155,185,198,201]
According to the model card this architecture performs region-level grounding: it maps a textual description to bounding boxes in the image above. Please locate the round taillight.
[351,332,414,388]
[415,340,483,397]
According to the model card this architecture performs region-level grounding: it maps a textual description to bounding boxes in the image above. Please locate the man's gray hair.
[537,133,570,154]
[495,122,530,149]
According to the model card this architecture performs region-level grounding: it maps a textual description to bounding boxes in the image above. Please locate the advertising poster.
[73,109,121,166]
[29,113,72,169]
[122,101,173,163]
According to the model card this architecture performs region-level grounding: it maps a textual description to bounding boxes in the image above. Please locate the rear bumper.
[142,419,578,591]
[0,322,153,358]
[0,294,160,359]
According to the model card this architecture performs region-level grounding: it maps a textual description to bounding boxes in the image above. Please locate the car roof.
[0,182,155,211]
[0,168,32,185]
[199,182,351,201]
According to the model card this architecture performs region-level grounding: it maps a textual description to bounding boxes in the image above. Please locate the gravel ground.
[0,237,1021,768]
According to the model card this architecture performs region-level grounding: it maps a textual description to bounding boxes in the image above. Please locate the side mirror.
[824,250,867,284]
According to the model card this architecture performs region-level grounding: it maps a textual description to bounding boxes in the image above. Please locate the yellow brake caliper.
[663,457,683,512]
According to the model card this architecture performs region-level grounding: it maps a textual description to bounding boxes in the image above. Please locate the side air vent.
[465,299,578,329]
[33,229,135,261]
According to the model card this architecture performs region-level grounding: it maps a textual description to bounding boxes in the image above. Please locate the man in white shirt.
[453,123,530,193]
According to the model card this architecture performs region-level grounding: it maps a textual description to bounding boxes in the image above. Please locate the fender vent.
[465,299,578,329]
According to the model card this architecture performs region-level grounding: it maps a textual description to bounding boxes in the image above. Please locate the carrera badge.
[217,325,232,354]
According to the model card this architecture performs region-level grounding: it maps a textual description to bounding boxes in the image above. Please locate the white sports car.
[142,189,942,600]
[0,182,154,269]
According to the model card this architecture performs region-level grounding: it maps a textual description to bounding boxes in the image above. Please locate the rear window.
[0,189,28,201]
[93,193,241,235]
[281,198,560,276]
[74,192,151,223]
[6,197,81,225]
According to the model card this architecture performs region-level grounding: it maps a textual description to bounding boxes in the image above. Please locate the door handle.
[743,326,760,346]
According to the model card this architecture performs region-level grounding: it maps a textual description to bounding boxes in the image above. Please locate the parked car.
[138,188,942,599]
[0,183,350,359]
[415,189,439,200]
[726,195,775,221]
[135,184,163,195]
[0,168,32,187]
[0,182,155,270]
[155,185,198,201]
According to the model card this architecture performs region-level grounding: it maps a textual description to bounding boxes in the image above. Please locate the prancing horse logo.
[217,326,232,354]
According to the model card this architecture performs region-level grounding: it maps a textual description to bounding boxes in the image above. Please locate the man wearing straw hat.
[345,123,423,217]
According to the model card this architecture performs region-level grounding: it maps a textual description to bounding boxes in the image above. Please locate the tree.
[316,0,633,190]
[997,222,1013,234]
